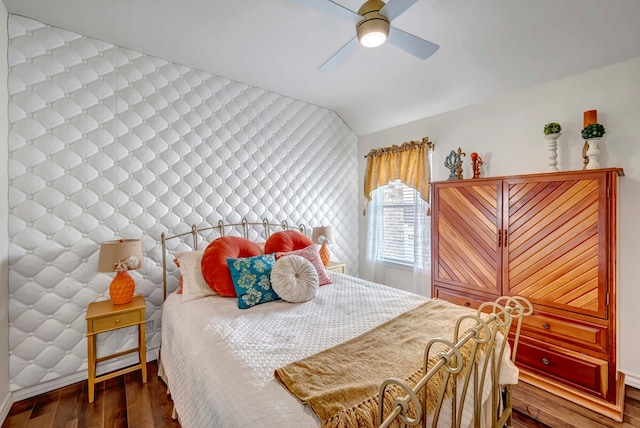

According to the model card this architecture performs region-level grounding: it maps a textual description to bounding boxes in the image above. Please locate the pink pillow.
[201,236,262,297]
[276,245,332,286]
[265,230,313,254]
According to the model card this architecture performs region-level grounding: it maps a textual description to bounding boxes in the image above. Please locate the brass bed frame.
[159,219,531,428]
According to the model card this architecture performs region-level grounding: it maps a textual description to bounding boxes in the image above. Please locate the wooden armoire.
[431,168,625,421]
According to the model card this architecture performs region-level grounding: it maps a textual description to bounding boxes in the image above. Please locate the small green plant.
[543,122,562,135]
[581,123,606,139]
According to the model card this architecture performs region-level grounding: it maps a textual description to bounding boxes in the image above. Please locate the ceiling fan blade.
[388,26,439,60]
[319,36,359,71]
[288,0,361,24]
[380,0,419,21]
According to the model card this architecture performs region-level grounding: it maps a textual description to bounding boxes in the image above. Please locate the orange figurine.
[471,152,484,179]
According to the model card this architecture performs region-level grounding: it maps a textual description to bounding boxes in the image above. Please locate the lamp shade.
[312,226,335,245]
[97,239,143,272]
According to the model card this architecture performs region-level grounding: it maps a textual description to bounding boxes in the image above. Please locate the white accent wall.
[358,56,640,388]
[6,15,358,399]
[0,2,12,422]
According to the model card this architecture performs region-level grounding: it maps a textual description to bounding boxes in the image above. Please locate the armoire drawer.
[434,287,488,310]
[521,312,607,353]
[516,340,608,398]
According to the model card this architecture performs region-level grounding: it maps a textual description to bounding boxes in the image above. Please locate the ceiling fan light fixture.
[356,0,390,48]
[356,18,390,48]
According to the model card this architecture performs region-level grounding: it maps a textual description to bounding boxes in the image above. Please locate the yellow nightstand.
[326,261,346,274]
[85,295,147,403]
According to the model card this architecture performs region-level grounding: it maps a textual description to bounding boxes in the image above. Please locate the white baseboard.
[0,391,12,426]
[12,347,158,402]
[625,371,640,389]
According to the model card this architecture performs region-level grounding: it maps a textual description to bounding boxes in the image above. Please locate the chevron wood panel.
[435,184,500,293]
[506,179,603,315]
[509,180,597,242]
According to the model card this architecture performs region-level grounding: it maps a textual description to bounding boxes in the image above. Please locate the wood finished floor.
[2,361,178,428]
[2,360,639,427]
[512,382,640,428]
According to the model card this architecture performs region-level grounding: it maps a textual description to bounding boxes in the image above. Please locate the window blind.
[380,180,417,266]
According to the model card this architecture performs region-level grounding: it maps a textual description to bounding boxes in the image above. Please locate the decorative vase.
[109,271,135,304]
[585,138,602,170]
[544,133,561,172]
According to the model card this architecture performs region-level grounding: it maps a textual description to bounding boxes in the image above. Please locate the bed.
[158,219,531,428]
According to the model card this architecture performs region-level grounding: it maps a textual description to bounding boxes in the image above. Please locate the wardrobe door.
[432,180,503,296]
[503,173,609,319]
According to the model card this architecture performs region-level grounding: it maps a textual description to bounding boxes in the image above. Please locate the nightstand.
[85,295,147,403]
[326,261,346,274]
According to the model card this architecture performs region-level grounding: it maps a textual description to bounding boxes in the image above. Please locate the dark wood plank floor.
[2,361,179,428]
[2,361,639,427]
[512,382,640,428]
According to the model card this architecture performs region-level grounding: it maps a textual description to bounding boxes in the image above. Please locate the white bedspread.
[161,272,519,427]
[160,272,428,428]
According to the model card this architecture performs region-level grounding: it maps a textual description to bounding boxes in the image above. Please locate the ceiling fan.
[290,0,439,70]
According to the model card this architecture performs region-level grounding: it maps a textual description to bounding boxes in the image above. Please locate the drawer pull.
[464,302,470,307]
[542,357,550,366]
[542,322,550,329]
[115,319,121,324]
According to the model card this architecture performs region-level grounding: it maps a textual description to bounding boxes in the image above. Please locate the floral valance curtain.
[364,137,433,203]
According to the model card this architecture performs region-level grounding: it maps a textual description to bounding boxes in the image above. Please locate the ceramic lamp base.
[319,243,330,267]
[110,271,135,304]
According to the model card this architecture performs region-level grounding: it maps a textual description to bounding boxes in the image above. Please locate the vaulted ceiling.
[4,0,640,135]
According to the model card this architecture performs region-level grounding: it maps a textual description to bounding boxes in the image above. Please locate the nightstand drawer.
[91,310,142,333]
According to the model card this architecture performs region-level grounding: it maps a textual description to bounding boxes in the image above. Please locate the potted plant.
[581,123,606,139]
[543,122,562,135]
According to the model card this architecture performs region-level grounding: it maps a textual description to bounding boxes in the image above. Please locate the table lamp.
[312,226,334,267]
[97,239,143,304]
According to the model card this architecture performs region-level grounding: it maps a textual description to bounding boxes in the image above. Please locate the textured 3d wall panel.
[8,15,358,394]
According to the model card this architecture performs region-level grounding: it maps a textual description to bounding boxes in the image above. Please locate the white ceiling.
[4,0,640,136]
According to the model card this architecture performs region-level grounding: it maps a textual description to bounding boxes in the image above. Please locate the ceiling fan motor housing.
[356,0,390,47]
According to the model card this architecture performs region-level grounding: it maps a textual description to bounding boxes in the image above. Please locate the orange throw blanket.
[274,299,480,428]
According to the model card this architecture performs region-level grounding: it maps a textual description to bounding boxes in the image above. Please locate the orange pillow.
[264,230,313,254]
[201,236,262,297]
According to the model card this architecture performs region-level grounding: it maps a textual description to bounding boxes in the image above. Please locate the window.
[378,180,418,266]
[367,179,431,270]
[364,141,432,292]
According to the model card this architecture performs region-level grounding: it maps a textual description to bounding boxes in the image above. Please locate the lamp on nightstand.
[97,239,144,305]
[312,226,334,267]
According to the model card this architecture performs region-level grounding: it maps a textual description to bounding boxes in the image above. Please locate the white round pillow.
[271,255,319,303]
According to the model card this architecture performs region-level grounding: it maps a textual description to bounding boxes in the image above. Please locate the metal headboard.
[160,218,306,300]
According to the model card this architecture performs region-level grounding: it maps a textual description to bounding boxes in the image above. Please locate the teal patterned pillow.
[227,254,279,309]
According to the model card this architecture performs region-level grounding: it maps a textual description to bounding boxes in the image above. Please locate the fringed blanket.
[274,298,485,428]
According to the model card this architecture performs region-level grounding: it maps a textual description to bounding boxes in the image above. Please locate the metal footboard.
[378,296,532,428]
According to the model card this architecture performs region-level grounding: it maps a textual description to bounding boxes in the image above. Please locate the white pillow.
[174,251,215,302]
[271,255,319,303]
